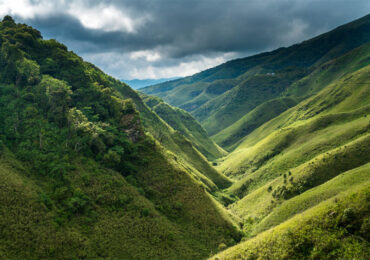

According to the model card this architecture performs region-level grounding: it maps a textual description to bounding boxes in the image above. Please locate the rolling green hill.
[141,14,370,137]
[212,181,370,259]
[212,97,297,151]
[209,41,370,258]
[0,16,240,259]
[143,14,370,259]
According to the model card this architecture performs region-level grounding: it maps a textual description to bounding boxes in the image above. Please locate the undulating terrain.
[143,14,370,259]
[0,12,369,259]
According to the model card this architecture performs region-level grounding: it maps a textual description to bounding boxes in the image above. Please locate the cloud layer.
[1,0,369,79]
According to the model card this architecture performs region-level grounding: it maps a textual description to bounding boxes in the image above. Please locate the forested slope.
[0,16,240,259]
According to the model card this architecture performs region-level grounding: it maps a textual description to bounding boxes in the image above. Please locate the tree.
[16,58,40,86]
[42,76,72,126]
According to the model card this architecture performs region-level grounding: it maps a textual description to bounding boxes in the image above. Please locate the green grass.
[211,184,370,259]
[219,58,370,179]
[211,42,370,152]
[228,132,370,221]
[253,163,370,235]
[210,43,370,259]
[194,69,306,136]
[141,94,226,160]
[212,97,297,151]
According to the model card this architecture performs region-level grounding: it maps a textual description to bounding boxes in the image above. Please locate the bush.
[66,189,91,215]
[341,208,355,224]
[218,243,227,251]
[141,208,150,217]
[103,150,121,168]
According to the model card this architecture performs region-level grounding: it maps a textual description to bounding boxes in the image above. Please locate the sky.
[0,0,369,80]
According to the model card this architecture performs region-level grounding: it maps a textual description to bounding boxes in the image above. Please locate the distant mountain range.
[121,77,179,89]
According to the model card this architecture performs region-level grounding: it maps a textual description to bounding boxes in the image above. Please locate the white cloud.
[67,2,142,33]
[83,51,237,79]
[0,0,55,19]
[0,0,149,33]
[130,50,161,62]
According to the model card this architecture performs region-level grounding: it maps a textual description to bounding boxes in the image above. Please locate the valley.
[0,12,369,260]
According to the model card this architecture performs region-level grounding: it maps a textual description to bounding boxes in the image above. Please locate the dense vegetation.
[0,16,241,259]
[1,12,369,259]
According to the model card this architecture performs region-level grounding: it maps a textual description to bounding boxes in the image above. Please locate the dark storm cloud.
[3,0,370,78]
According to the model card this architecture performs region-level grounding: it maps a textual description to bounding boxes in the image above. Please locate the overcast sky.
[1,0,369,79]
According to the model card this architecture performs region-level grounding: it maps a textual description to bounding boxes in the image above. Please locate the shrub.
[103,150,121,168]
[341,208,355,224]
[141,208,150,217]
[218,243,227,251]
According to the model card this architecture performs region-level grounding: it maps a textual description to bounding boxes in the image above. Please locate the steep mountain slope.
[140,93,226,160]
[142,14,370,136]
[209,42,370,258]
[216,41,370,155]
[0,16,239,259]
[114,83,231,190]
[212,97,297,151]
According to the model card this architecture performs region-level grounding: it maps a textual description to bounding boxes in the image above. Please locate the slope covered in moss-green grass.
[211,184,370,259]
[208,40,370,259]
[212,97,297,151]
[219,45,370,178]
[0,16,239,259]
[141,94,226,160]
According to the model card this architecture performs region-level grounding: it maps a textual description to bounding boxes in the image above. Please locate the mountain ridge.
[141,14,370,138]
[0,15,240,259]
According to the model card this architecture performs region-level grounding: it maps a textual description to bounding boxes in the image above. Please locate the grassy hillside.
[141,14,370,137]
[0,16,240,259]
[212,183,370,259]
[212,97,297,151]
[141,94,226,160]
[209,40,370,258]
[220,44,370,178]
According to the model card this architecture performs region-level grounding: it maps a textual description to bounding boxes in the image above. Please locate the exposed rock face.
[121,113,144,142]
